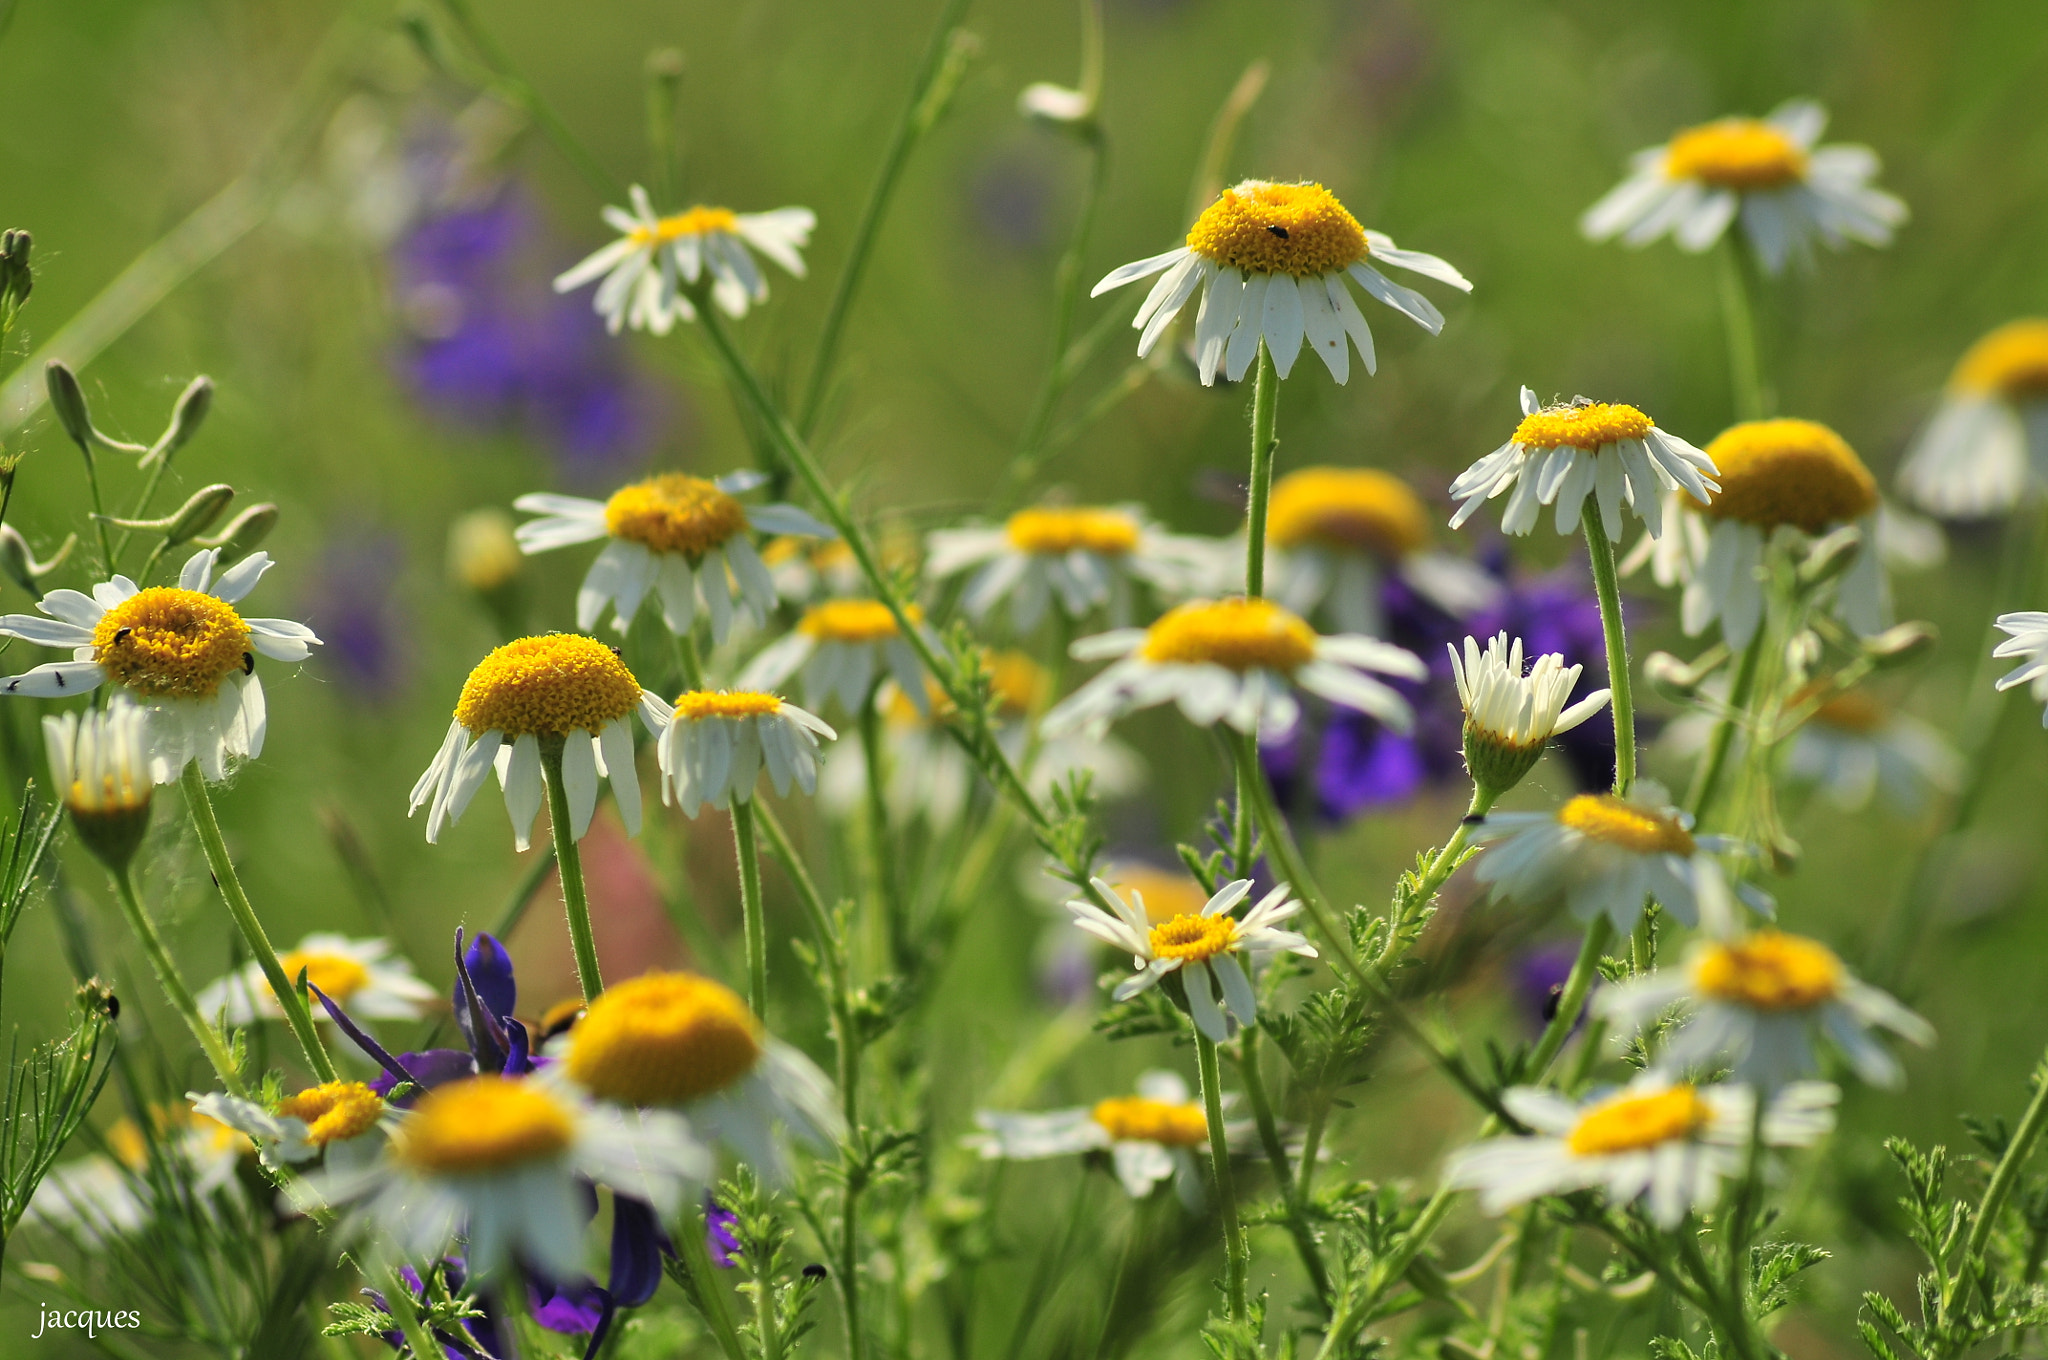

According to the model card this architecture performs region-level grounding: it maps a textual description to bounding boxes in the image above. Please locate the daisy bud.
[198,502,278,564]
[1785,628,1824,673]
[0,524,37,597]
[1865,620,1938,668]
[45,360,94,453]
[145,375,214,468]
[1643,650,1711,702]
[163,483,236,546]
[1796,522,1864,587]
[0,228,32,324]
[44,701,153,875]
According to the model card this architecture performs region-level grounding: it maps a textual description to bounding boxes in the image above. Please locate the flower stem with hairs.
[731,798,768,1021]
[111,865,247,1098]
[1196,1029,1249,1319]
[537,738,602,1003]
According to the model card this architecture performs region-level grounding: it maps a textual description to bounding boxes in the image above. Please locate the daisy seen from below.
[969,1070,1211,1204]
[1090,179,1470,386]
[553,184,815,334]
[1580,99,1906,275]
[514,469,833,641]
[191,1080,390,1172]
[1445,1073,1838,1229]
[1042,596,1425,740]
[1449,389,1718,541]
[1994,611,2048,725]
[196,933,436,1026]
[0,547,321,782]
[1899,320,2048,517]
[411,634,669,850]
[1783,685,1960,814]
[924,504,1218,631]
[655,689,836,818]
[737,599,934,718]
[1450,632,1611,801]
[1597,929,1933,1090]
[1067,876,1314,1041]
[550,972,843,1182]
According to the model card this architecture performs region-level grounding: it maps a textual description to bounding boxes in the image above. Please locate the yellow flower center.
[566,972,764,1106]
[628,205,739,248]
[985,650,1049,715]
[1692,930,1845,1010]
[1090,1096,1209,1146]
[1140,598,1318,673]
[673,690,785,721]
[453,634,643,739]
[397,1076,577,1174]
[798,599,907,644]
[1003,507,1143,557]
[1146,912,1238,963]
[1184,181,1369,278]
[1513,403,1656,452]
[110,1107,251,1169]
[275,1081,385,1146]
[1556,793,1696,856]
[1793,682,1888,734]
[1266,466,1431,557]
[603,474,750,557]
[1663,118,1809,190]
[91,587,253,700]
[1111,867,1214,925]
[1950,320,2048,400]
[279,950,373,1002]
[1696,419,1876,532]
[1566,1086,1711,1155]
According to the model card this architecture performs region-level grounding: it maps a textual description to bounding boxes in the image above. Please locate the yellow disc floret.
[92,588,253,700]
[1091,1096,1208,1146]
[276,1081,385,1147]
[1267,467,1431,557]
[673,690,785,721]
[1147,912,1238,964]
[1112,866,1213,925]
[1513,403,1656,453]
[630,205,739,248]
[567,972,764,1106]
[397,1076,577,1174]
[1950,320,2048,401]
[1566,1086,1711,1155]
[1663,118,1809,191]
[1692,930,1845,1011]
[1004,507,1142,557]
[1185,181,1369,278]
[1557,794,1696,856]
[798,600,904,644]
[603,474,750,557]
[279,949,373,1002]
[1141,598,1318,673]
[454,634,643,739]
[1697,419,1876,532]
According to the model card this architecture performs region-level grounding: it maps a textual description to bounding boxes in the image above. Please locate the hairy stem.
[1718,237,1767,423]
[1237,1029,1331,1304]
[1955,1038,2048,1311]
[1582,521,1637,796]
[538,739,602,1003]
[678,1197,749,1360]
[732,798,768,1021]
[1197,1029,1249,1319]
[1244,341,1279,598]
[1688,627,1765,825]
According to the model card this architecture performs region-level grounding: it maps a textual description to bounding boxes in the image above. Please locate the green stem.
[1196,1030,1249,1319]
[434,0,622,201]
[678,1197,750,1360]
[732,798,768,1021]
[179,763,336,1082]
[110,865,246,1098]
[1244,342,1279,598]
[1718,238,1767,423]
[1582,521,1637,796]
[538,739,602,1003]
[1954,1035,2048,1311]
[857,692,904,970]
[1723,1099,1769,1360]
[382,1264,447,1360]
[79,452,116,575]
[1237,1030,1331,1304]
[1688,628,1765,825]
[755,1222,785,1360]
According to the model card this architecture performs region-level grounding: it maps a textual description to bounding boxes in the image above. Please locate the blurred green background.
[4,0,2048,1350]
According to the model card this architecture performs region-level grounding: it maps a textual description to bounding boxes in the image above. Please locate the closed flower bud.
[45,360,94,452]
[1797,523,1864,587]
[1643,650,1711,702]
[45,701,154,875]
[145,376,214,468]
[199,502,278,564]
[164,483,235,545]
[1864,620,1938,668]
[0,524,36,596]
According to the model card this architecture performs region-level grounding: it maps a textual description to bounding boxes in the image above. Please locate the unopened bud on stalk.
[0,229,31,331]
[0,524,74,600]
[1643,650,1709,702]
[198,502,278,564]
[1864,620,1938,668]
[44,700,154,875]
[1798,524,1864,587]
[1449,633,1610,802]
[1785,629,1823,674]
[45,361,94,453]
[163,483,235,545]
[143,376,214,469]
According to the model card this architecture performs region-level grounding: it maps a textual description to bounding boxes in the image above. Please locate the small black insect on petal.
[1266,224,1289,239]
[55,671,66,688]
[242,652,256,675]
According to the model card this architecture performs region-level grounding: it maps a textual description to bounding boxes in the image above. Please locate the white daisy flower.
[968,1070,1211,1203]
[1445,1073,1838,1230]
[1994,610,2048,725]
[1042,597,1424,740]
[0,548,321,782]
[1472,784,1763,933]
[1449,388,1718,542]
[1450,632,1611,798]
[1899,320,2048,517]
[924,505,1220,632]
[25,1105,250,1241]
[553,972,844,1183]
[190,1080,390,1172]
[1090,179,1470,386]
[1580,99,1906,275]
[1597,930,1933,1091]
[655,689,836,818]
[196,932,436,1026]
[514,470,833,643]
[1783,686,1960,814]
[736,600,935,718]
[1066,876,1316,1042]
[410,634,671,851]
[762,535,865,605]
[313,1073,708,1281]
[553,186,815,334]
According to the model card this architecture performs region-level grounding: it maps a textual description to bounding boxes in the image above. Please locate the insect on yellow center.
[567,972,765,1106]
[1185,180,1369,278]
[1146,912,1238,963]
[1663,118,1809,191]
[629,205,739,248]
[454,634,643,739]
[1266,467,1431,557]
[397,1076,577,1174]
[673,690,785,721]
[1556,794,1696,856]
[280,950,373,1002]
[1693,419,1876,532]
[1692,930,1845,1011]
[276,1081,385,1147]
[1950,320,2048,401]
[798,600,906,645]
[1566,1086,1711,1156]
[1004,506,1142,557]
[1141,598,1318,673]
[91,587,253,700]
[1091,1096,1208,1146]
[1111,867,1213,925]
[1513,403,1656,453]
[603,474,750,557]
